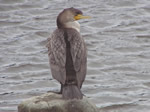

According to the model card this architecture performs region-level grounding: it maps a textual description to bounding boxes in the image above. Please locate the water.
[0,0,150,112]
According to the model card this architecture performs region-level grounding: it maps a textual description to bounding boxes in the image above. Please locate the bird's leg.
[79,85,86,96]
[47,84,63,94]
[51,83,63,94]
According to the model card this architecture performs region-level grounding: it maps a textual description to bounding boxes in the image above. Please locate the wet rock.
[18,92,98,112]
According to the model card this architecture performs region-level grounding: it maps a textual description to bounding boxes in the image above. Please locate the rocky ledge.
[18,92,98,112]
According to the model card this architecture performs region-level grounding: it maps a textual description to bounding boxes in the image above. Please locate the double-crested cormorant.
[46,7,90,99]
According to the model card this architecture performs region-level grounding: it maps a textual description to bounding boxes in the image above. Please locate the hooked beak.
[74,14,91,20]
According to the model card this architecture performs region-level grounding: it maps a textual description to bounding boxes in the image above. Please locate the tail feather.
[62,85,83,100]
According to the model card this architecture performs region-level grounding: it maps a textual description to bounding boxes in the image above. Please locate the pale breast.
[65,21,80,32]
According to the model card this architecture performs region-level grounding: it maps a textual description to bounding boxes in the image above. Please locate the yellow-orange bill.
[74,14,91,20]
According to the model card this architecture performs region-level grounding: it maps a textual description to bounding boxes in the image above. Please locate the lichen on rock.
[18,92,98,112]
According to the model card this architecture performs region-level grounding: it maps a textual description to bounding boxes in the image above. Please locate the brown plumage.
[46,7,89,99]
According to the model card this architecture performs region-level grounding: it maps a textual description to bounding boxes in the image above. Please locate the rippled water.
[0,0,150,112]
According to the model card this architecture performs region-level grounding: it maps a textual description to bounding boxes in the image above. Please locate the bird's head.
[57,7,90,30]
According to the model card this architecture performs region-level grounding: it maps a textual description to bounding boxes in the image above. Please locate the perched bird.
[46,7,90,99]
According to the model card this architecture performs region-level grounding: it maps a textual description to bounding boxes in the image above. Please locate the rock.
[18,92,98,112]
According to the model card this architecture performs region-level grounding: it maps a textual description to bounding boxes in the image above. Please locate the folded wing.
[46,29,66,84]
[67,29,87,88]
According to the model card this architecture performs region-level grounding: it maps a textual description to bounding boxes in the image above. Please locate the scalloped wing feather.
[68,29,87,88]
[46,29,66,84]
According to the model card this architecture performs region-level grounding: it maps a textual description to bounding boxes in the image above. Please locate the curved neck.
[64,21,80,32]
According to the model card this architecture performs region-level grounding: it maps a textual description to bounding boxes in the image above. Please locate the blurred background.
[0,0,150,112]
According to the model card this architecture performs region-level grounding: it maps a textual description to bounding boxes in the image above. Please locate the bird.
[46,7,90,99]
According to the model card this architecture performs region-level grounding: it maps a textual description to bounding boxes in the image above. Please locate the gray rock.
[18,92,98,112]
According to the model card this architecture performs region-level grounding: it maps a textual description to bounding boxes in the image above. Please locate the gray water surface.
[0,0,150,112]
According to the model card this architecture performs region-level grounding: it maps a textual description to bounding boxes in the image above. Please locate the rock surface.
[18,92,98,112]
